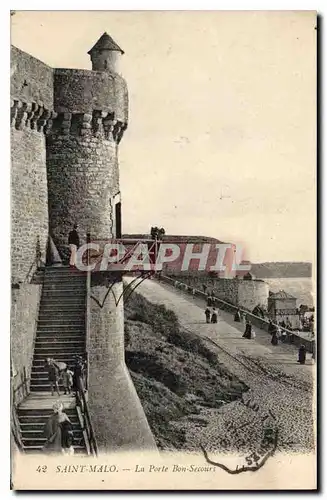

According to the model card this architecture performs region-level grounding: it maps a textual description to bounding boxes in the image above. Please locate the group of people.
[44,356,86,397]
[204,291,219,323]
[204,306,219,324]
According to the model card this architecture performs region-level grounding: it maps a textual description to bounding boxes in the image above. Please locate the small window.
[115,202,122,239]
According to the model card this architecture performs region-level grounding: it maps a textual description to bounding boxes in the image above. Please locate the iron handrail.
[75,376,98,456]
[11,369,28,452]
[85,233,91,390]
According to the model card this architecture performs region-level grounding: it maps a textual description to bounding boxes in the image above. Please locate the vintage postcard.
[10,10,317,490]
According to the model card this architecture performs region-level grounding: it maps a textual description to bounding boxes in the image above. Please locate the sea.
[264,277,314,308]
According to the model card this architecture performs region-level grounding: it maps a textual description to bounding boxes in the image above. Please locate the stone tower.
[46,33,157,451]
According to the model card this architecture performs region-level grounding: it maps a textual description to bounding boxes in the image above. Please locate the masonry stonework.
[11,284,41,397]
[47,128,120,257]
[11,34,157,451]
[11,127,49,283]
[89,279,157,451]
[169,274,269,312]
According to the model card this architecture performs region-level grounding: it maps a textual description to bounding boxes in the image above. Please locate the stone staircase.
[18,394,86,454]
[17,266,89,454]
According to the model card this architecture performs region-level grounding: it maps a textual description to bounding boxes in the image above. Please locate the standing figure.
[234,309,241,322]
[72,356,85,393]
[271,327,279,346]
[202,284,207,295]
[242,320,252,339]
[205,307,211,324]
[44,358,60,396]
[211,307,218,324]
[68,224,80,268]
[62,367,74,395]
[312,337,316,362]
[298,344,307,365]
[43,401,73,455]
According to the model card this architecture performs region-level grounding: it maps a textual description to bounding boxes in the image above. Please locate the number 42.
[36,465,47,473]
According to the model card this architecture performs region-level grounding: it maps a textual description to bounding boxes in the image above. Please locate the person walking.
[312,337,316,362]
[72,356,85,393]
[271,327,279,346]
[68,224,80,268]
[43,401,73,455]
[211,307,218,324]
[242,320,252,339]
[298,344,307,365]
[205,307,211,324]
[234,309,241,322]
[62,367,74,395]
[44,358,60,396]
[268,320,275,335]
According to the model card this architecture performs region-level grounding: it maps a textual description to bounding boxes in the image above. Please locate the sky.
[11,10,316,263]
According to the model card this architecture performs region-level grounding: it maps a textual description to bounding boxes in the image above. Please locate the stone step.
[37,320,85,326]
[40,301,85,307]
[35,339,85,346]
[38,312,85,318]
[21,428,83,438]
[30,377,69,385]
[42,284,86,292]
[18,406,77,415]
[34,351,84,358]
[24,446,86,454]
[35,335,85,341]
[34,349,84,356]
[41,294,85,299]
[20,417,79,426]
[30,385,75,392]
[19,413,79,422]
[33,359,77,368]
[45,268,86,274]
[31,368,76,376]
[37,326,85,332]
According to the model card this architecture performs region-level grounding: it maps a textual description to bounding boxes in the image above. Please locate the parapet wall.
[11,284,41,400]
[54,69,128,123]
[11,116,50,284]
[11,46,54,110]
[168,274,269,311]
[160,275,314,353]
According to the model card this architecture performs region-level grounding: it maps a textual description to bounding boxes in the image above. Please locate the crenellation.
[10,99,54,133]
[48,110,127,142]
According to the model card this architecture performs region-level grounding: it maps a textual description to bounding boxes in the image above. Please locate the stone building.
[268,290,300,329]
[11,33,156,452]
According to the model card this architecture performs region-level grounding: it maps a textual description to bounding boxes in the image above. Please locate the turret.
[46,34,156,452]
[88,32,124,73]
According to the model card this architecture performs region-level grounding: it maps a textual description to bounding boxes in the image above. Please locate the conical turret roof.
[88,32,124,55]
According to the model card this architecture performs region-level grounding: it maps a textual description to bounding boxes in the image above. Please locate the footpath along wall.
[159,275,314,353]
[166,273,269,311]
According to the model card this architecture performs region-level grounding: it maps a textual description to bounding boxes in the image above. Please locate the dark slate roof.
[88,32,124,55]
[269,290,296,300]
